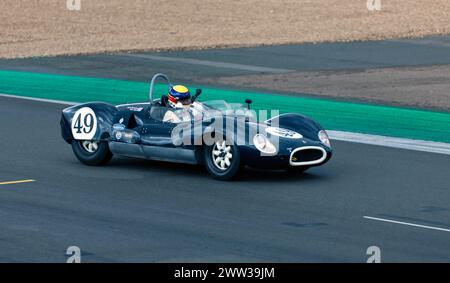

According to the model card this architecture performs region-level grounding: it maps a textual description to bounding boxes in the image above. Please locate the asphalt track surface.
[1,37,450,262]
[1,36,450,85]
[1,96,450,262]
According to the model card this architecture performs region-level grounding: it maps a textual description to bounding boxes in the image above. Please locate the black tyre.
[71,140,113,166]
[204,140,242,181]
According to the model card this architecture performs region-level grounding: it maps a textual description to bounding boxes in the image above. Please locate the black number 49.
[73,113,94,134]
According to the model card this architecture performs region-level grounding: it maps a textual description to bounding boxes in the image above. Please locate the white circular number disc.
[71,107,98,140]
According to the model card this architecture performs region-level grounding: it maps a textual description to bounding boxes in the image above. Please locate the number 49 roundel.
[71,107,98,140]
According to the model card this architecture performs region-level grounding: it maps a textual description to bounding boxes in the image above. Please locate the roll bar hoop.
[149,73,171,104]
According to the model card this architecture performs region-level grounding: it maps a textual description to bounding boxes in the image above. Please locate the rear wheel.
[204,140,241,181]
[71,140,113,166]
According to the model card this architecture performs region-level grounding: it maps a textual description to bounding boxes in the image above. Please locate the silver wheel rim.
[81,140,99,153]
[211,141,232,171]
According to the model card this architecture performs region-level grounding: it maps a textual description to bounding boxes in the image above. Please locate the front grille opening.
[292,149,324,163]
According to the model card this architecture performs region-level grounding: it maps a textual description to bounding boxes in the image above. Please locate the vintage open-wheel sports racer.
[60,73,332,180]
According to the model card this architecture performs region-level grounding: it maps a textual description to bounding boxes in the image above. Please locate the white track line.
[364,216,450,233]
[0,93,75,106]
[121,54,293,73]
[2,92,450,155]
[328,130,450,155]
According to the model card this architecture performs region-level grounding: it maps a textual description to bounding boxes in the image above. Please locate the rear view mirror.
[192,88,202,102]
[245,98,253,109]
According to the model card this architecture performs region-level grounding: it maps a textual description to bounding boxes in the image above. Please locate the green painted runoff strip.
[1,70,449,143]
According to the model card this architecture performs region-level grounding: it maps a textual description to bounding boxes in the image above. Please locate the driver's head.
[168,85,191,108]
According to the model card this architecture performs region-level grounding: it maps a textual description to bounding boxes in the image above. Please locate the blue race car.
[60,73,332,180]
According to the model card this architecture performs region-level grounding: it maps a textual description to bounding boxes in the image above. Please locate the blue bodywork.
[61,100,332,170]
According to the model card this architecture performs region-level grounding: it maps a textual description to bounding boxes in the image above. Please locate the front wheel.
[71,140,113,166]
[204,140,242,181]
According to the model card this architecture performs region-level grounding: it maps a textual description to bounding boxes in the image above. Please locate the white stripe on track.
[328,130,450,155]
[364,216,450,233]
[121,54,293,73]
[0,93,75,106]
